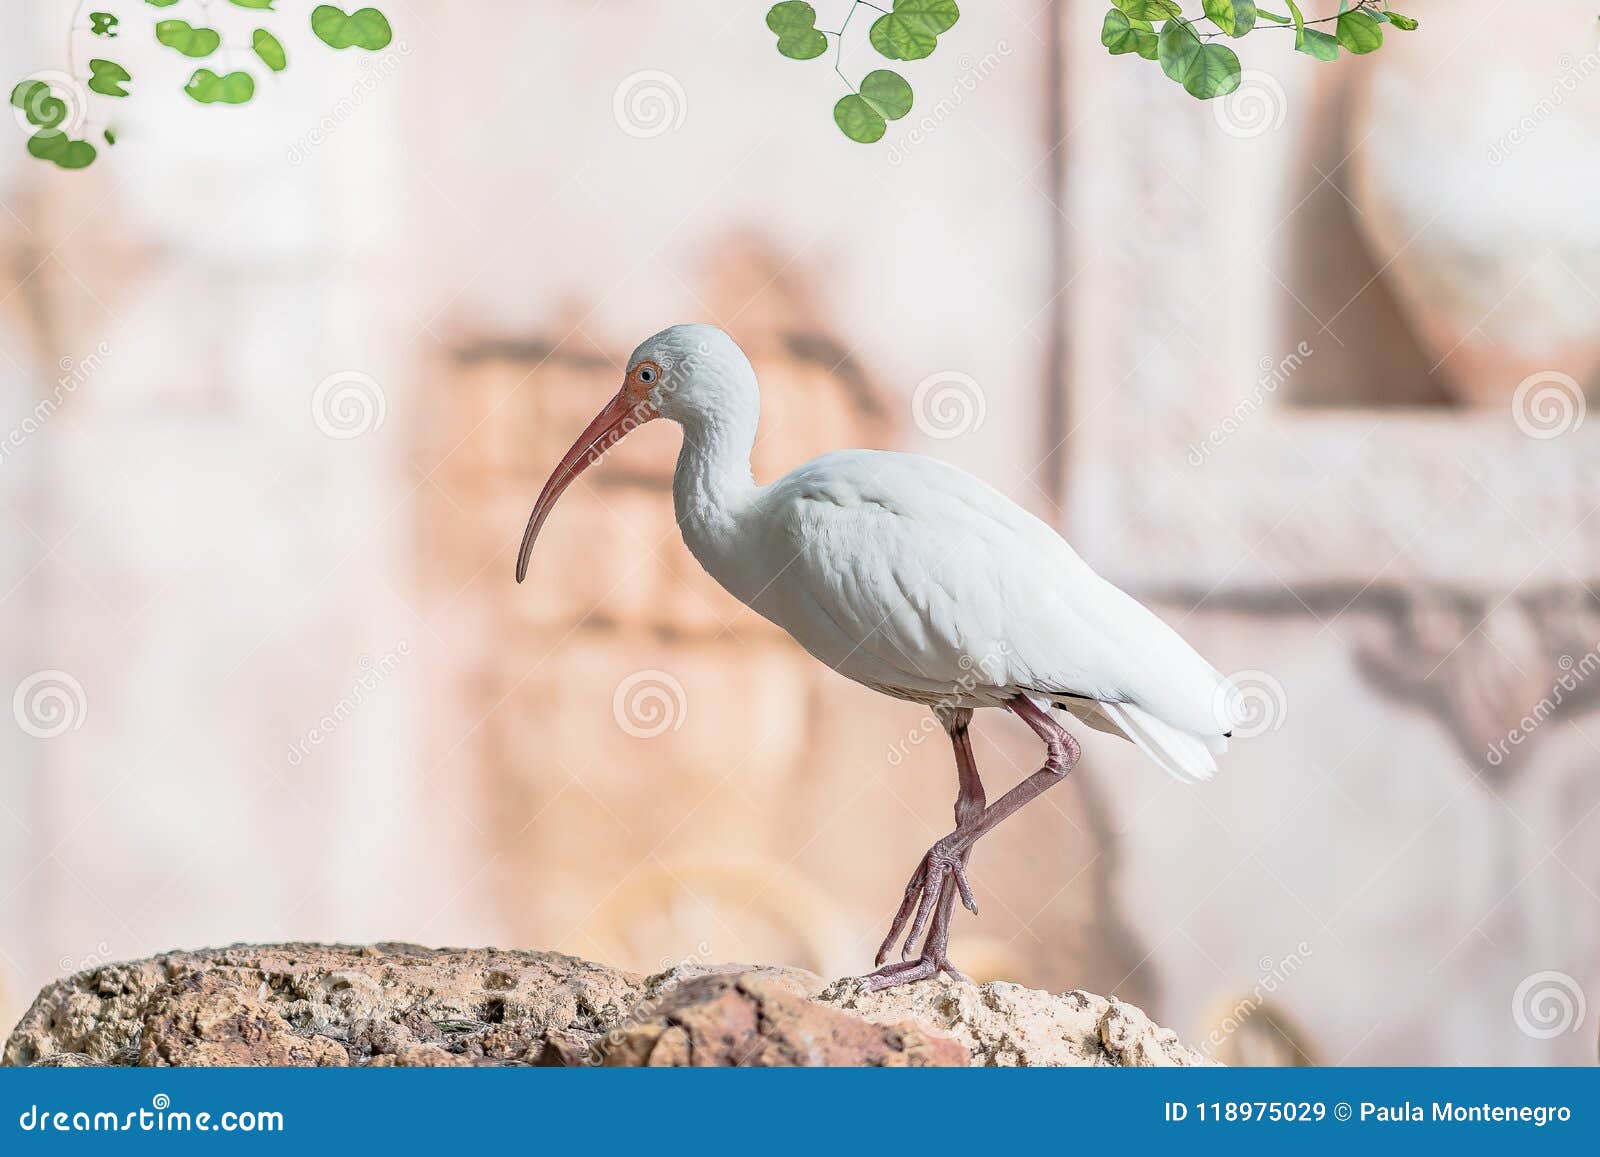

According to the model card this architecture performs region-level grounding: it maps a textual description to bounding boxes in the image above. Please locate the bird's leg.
[863,697,1080,989]
[861,711,986,990]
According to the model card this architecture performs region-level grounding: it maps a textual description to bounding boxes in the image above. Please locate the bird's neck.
[672,402,758,543]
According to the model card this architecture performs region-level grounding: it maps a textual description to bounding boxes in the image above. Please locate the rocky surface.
[4,943,1211,1068]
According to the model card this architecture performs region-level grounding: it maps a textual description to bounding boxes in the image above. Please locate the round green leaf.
[311,5,394,51]
[1102,9,1158,58]
[87,59,132,97]
[869,0,960,62]
[1386,11,1419,31]
[1182,42,1241,97]
[253,29,289,71]
[766,2,827,60]
[56,139,98,169]
[859,69,913,120]
[27,130,96,169]
[10,81,68,129]
[1114,0,1182,19]
[1157,19,1200,82]
[834,94,887,143]
[184,68,256,104]
[144,0,181,6]
[1202,0,1256,37]
[228,0,279,7]
[1158,20,1240,99]
[1336,9,1383,54]
[156,19,222,58]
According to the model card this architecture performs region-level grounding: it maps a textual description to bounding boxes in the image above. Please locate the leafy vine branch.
[1102,0,1418,100]
[770,0,1420,145]
[766,0,959,143]
[12,1,395,170]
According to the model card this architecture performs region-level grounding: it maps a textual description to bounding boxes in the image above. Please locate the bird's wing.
[751,451,1233,776]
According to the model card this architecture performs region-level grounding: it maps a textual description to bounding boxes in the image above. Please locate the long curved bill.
[515,391,657,582]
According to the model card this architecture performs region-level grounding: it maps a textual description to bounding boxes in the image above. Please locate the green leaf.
[1336,8,1383,52]
[1182,41,1241,97]
[1386,10,1418,31]
[1157,19,1200,81]
[155,19,222,58]
[1102,10,1158,57]
[10,81,67,129]
[834,94,886,143]
[253,29,288,71]
[228,0,279,7]
[765,2,828,60]
[104,127,117,145]
[859,68,913,119]
[27,130,97,169]
[90,12,119,36]
[311,5,394,51]
[1203,0,1256,36]
[1286,0,1339,60]
[1299,27,1340,59]
[87,59,132,97]
[144,0,181,6]
[1114,0,1182,18]
[869,0,960,62]
[1255,7,1291,21]
[184,68,256,104]
[1158,19,1239,99]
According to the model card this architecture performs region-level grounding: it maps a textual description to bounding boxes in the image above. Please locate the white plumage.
[516,323,1240,986]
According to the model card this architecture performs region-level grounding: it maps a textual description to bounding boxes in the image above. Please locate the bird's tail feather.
[1096,701,1221,784]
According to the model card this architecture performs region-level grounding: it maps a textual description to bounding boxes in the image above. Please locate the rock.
[137,972,348,1067]
[3,943,647,1068]
[594,973,966,1067]
[817,975,1216,1067]
[3,943,1210,1068]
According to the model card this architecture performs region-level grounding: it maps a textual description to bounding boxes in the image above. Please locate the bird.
[516,323,1240,991]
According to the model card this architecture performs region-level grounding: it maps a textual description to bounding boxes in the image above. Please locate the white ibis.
[517,324,1239,990]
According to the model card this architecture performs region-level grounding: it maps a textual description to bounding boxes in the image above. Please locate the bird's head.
[515,323,756,582]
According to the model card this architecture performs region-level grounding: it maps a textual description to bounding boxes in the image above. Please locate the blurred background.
[2,0,1598,1065]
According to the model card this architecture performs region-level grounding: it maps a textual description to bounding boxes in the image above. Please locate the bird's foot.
[871,833,978,968]
[857,948,971,993]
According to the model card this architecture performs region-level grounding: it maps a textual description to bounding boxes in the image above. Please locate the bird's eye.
[638,367,656,384]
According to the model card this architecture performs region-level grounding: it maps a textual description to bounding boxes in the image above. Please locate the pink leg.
[859,697,1080,992]
[861,714,986,989]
